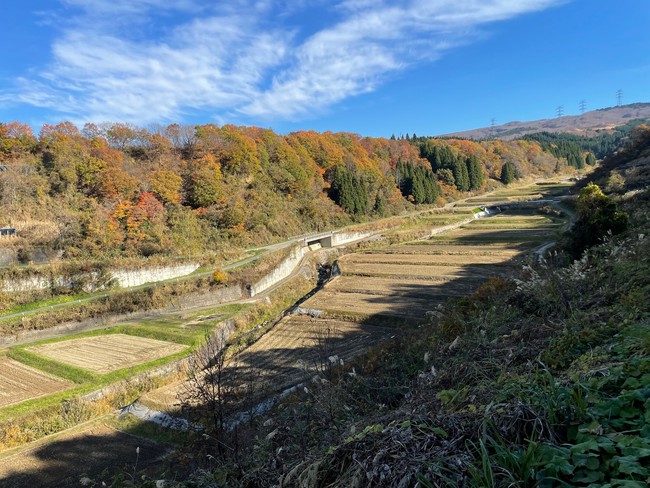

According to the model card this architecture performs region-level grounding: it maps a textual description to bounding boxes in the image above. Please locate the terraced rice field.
[325,276,474,298]
[27,334,187,374]
[0,422,170,487]
[452,181,572,208]
[150,206,568,403]
[300,209,558,321]
[335,262,504,280]
[430,227,554,243]
[301,290,435,319]
[342,252,517,266]
[0,358,71,408]
[389,243,524,255]
[231,315,397,392]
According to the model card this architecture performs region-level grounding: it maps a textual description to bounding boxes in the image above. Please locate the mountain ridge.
[442,102,650,140]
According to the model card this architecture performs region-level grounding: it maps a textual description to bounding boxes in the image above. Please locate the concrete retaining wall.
[331,230,375,246]
[112,263,200,288]
[249,245,306,297]
[0,274,54,292]
[0,262,200,292]
[0,248,16,267]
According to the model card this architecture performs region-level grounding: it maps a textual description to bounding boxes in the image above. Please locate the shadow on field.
[345,210,562,322]
[208,209,562,410]
[227,320,398,396]
[0,426,172,488]
[346,232,543,319]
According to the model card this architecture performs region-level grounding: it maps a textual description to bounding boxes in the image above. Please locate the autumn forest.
[0,121,583,262]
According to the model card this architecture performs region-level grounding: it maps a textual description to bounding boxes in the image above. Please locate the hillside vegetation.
[128,126,650,487]
[1,121,574,263]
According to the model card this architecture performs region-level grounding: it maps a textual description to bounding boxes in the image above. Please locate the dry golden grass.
[389,244,523,256]
[339,262,504,279]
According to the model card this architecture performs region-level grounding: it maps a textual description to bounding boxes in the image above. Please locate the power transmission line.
[616,89,623,106]
[556,105,564,118]
[579,100,587,114]
[489,118,496,137]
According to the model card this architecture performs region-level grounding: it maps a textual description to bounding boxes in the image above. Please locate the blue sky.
[1,0,649,137]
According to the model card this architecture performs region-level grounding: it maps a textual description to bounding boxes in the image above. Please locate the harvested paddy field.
[336,262,506,280]
[389,243,524,255]
[0,358,71,408]
[143,316,399,409]
[473,215,554,224]
[429,227,552,244]
[27,334,187,374]
[301,209,560,321]
[325,276,473,298]
[0,422,170,487]
[231,315,398,392]
[466,215,562,230]
[341,252,517,266]
[302,290,436,318]
[452,181,571,208]
[144,207,569,417]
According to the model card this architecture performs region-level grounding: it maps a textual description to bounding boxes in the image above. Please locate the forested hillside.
[0,122,573,261]
[520,118,649,166]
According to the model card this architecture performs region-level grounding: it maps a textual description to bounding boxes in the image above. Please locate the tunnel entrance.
[304,233,333,248]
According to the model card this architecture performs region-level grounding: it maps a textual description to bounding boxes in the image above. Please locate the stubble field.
[26,334,188,374]
[300,209,560,321]
[0,358,71,408]
[231,315,398,393]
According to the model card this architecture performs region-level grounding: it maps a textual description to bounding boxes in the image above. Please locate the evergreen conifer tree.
[466,155,484,191]
[452,156,470,191]
[500,161,515,184]
[586,152,596,165]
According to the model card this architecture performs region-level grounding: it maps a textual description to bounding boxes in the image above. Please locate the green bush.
[569,183,628,257]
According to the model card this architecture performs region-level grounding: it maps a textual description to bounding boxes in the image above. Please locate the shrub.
[569,183,628,257]
[211,269,229,285]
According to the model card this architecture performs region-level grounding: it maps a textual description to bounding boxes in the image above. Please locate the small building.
[0,228,16,237]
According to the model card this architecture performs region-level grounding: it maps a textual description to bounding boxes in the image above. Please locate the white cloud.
[8,0,566,124]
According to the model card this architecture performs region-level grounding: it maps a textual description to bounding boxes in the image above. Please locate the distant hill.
[443,103,650,140]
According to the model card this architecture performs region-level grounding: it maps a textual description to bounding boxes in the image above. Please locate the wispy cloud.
[5,0,565,124]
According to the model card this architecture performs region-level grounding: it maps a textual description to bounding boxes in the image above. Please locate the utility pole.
[616,89,623,107]
[579,100,587,114]
[556,105,564,118]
